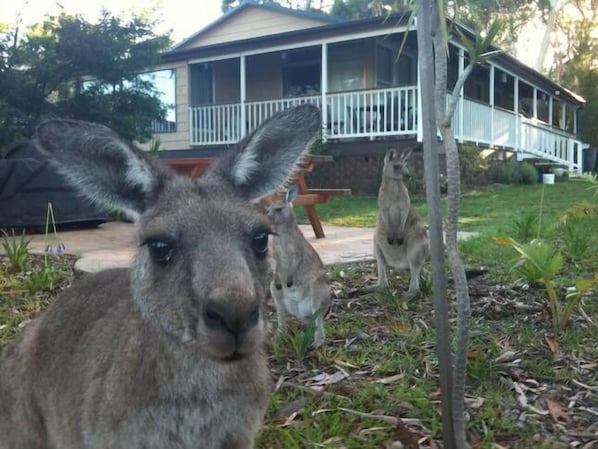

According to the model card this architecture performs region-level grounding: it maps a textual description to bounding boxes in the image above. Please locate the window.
[552,98,563,128]
[464,63,490,103]
[518,81,534,118]
[375,43,416,87]
[282,47,321,96]
[140,69,176,133]
[190,63,213,106]
[328,41,365,92]
[494,69,514,111]
[376,45,393,86]
[536,89,549,123]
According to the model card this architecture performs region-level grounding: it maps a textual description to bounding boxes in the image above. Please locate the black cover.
[0,141,106,230]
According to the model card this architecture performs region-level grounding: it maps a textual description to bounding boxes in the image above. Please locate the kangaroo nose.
[204,301,260,336]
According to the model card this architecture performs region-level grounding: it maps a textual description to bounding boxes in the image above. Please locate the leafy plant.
[495,160,538,184]
[499,237,595,331]
[273,311,320,364]
[1,230,31,272]
[148,136,162,157]
[508,214,539,242]
[25,265,58,293]
[561,221,593,261]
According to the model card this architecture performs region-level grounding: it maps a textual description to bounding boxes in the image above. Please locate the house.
[145,0,586,193]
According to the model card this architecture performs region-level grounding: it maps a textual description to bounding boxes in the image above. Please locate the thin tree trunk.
[416,1,456,448]
[535,0,561,72]
[431,15,471,449]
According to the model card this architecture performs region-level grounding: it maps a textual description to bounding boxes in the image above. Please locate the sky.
[0,0,224,44]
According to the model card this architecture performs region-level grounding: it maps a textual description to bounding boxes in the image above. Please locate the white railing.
[325,86,418,139]
[520,119,582,172]
[189,86,418,146]
[188,87,582,172]
[457,97,582,172]
[189,96,321,146]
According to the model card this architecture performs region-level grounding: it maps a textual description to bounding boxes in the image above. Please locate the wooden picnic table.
[163,154,351,238]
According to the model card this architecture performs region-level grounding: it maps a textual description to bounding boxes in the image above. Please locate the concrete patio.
[25,221,377,273]
[22,221,479,273]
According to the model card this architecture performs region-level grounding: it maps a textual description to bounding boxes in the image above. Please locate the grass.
[296,178,597,234]
[1,178,596,447]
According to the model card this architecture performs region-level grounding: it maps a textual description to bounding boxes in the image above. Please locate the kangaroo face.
[132,182,272,361]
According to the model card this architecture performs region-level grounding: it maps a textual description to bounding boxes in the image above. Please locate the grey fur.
[0,104,321,449]
[374,149,430,297]
[267,185,330,347]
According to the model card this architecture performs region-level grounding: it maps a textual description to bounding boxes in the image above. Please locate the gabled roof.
[168,0,344,53]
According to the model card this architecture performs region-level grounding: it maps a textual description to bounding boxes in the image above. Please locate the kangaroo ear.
[205,105,321,200]
[402,150,413,161]
[285,184,299,204]
[33,119,170,221]
[384,148,396,164]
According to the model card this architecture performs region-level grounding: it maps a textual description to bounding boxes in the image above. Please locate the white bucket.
[543,173,555,184]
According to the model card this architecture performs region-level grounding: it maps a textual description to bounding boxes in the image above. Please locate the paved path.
[23,221,478,273]
[25,221,376,273]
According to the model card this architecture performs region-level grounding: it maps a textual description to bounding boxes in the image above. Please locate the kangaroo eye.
[252,231,269,257]
[145,239,174,265]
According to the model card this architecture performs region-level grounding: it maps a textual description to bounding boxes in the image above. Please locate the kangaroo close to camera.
[374,149,430,297]
[267,185,330,347]
[0,105,321,449]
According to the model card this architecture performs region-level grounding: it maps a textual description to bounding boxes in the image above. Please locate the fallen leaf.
[494,350,520,363]
[274,398,307,417]
[544,334,560,353]
[375,374,405,384]
[546,397,569,423]
[308,371,347,386]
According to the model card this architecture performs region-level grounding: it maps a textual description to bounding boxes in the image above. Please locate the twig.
[337,407,426,428]
[280,381,349,401]
[572,379,597,391]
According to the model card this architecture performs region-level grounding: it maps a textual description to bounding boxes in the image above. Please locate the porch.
[187,86,584,173]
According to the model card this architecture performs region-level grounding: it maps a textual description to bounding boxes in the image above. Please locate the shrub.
[459,143,489,186]
[495,160,538,184]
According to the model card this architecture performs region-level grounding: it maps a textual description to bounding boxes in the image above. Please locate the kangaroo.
[373,149,430,297]
[0,105,321,449]
[267,185,330,347]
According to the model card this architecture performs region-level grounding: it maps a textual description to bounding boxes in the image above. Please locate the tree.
[418,1,502,446]
[0,10,171,152]
[548,0,597,146]
[415,2,455,446]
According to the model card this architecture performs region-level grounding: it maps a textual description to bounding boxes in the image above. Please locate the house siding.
[180,7,329,49]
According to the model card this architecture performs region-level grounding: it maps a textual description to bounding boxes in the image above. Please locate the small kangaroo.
[267,185,330,347]
[0,105,321,449]
[373,149,430,297]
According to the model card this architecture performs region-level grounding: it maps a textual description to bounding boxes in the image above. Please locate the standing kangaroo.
[374,149,430,297]
[267,186,330,347]
[0,105,321,449]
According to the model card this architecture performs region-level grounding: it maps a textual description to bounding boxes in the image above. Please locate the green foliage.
[0,11,171,151]
[499,236,596,331]
[25,264,59,293]
[561,221,593,261]
[458,143,489,186]
[275,311,320,363]
[508,214,539,242]
[1,230,32,272]
[148,136,162,157]
[495,160,538,185]
[455,17,505,64]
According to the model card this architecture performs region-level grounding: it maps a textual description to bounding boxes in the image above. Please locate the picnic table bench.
[164,154,351,238]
